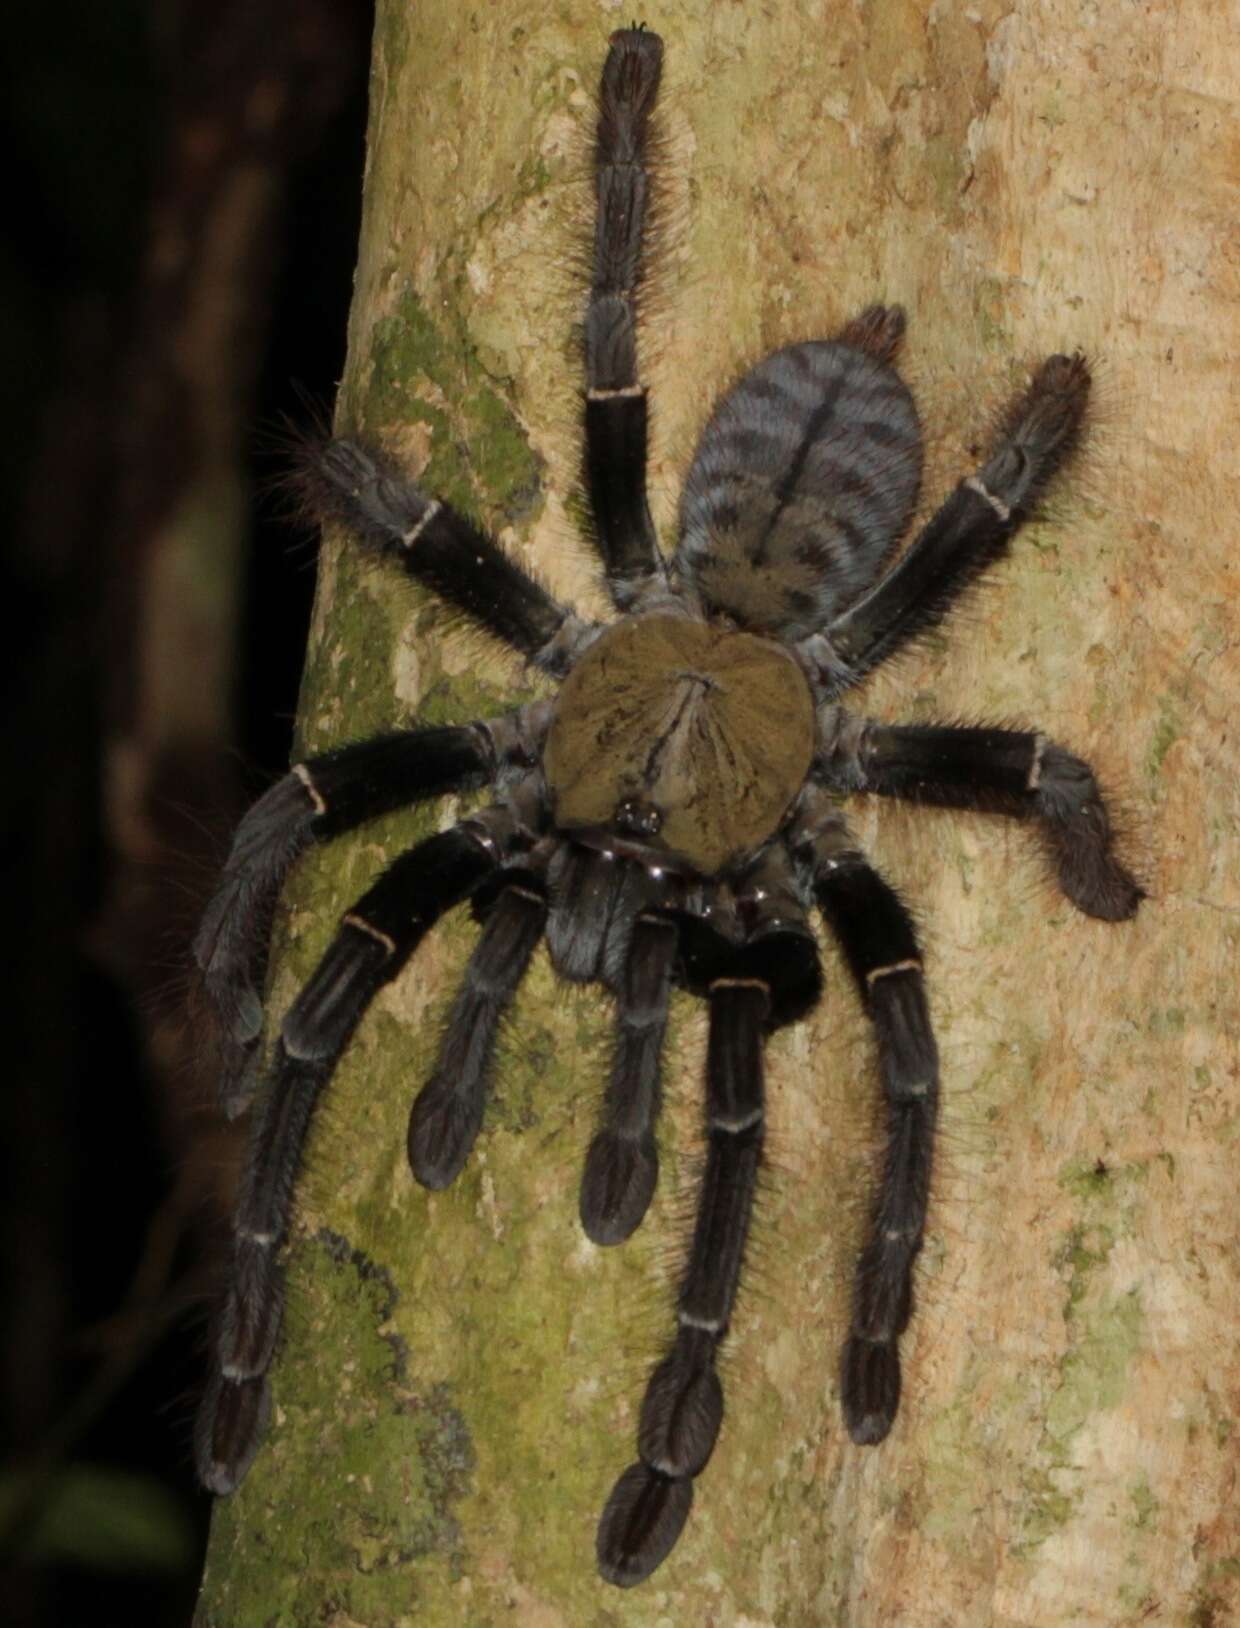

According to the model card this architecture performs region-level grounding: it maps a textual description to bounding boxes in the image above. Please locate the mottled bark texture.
[195,2,1238,1623]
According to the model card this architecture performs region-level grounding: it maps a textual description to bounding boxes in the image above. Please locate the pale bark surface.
[196,2,1238,1624]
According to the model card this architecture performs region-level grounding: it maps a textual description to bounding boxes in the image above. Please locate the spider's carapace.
[545,613,815,875]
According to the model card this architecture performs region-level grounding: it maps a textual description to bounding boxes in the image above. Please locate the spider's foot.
[596,1329,721,1584]
[408,1079,485,1190]
[606,23,664,73]
[841,1334,900,1445]
[1016,351,1092,453]
[981,351,1091,512]
[1056,846,1145,922]
[596,1463,693,1588]
[1033,351,1091,462]
[194,1371,271,1495]
[1031,348,1092,403]
[836,302,907,364]
[580,1130,658,1244]
[1036,746,1144,921]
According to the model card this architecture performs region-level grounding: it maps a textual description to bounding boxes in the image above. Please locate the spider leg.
[597,851,821,1586]
[194,706,549,1114]
[792,796,939,1445]
[817,712,1143,921]
[195,817,500,1495]
[545,843,630,982]
[801,352,1092,690]
[408,867,548,1190]
[596,977,767,1587]
[297,437,597,675]
[583,27,667,605]
[580,909,678,1245]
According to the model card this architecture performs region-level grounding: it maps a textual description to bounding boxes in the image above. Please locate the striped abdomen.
[675,341,923,640]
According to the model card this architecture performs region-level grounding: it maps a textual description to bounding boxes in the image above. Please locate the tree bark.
[195,2,1239,1623]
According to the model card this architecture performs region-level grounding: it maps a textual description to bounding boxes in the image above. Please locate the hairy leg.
[579,910,677,1245]
[408,873,547,1189]
[194,706,549,1113]
[801,352,1092,690]
[803,814,939,1444]
[297,437,596,675]
[596,846,821,1586]
[817,712,1143,921]
[195,809,514,1495]
[582,27,666,603]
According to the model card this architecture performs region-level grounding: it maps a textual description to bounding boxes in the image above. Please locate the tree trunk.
[195,2,1238,1623]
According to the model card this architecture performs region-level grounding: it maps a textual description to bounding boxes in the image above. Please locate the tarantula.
[194,26,1141,1588]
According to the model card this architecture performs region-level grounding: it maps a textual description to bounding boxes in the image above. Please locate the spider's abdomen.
[544,614,814,876]
[675,341,923,641]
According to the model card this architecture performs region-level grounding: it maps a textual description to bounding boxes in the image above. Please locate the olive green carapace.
[544,614,815,875]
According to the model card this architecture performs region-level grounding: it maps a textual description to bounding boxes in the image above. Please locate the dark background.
[2,3,375,1622]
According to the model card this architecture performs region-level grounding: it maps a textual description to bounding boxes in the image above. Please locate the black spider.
[193,27,1142,1589]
